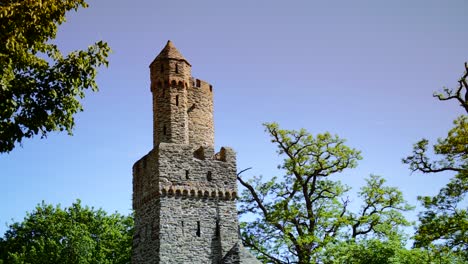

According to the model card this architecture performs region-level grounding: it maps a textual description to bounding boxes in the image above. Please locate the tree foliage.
[0,200,133,264]
[0,0,110,153]
[403,62,468,260]
[324,237,467,264]
[238,123,413,264]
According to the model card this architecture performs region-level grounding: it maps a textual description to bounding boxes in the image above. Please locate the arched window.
[175,64,179,74]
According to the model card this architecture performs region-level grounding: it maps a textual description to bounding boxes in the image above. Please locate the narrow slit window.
[176,95,179,106]
[160,64,164,73]
[185,170,189,180]
[196,79,201,87]
[207,171,212,181]
[163,125,167,136]
[215,219,220,238]
[175,64,179,73]
[181,221,184,236]
[196,221,201,237]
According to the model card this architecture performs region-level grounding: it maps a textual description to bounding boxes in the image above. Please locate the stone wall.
[132,144,239,264]
[150,57,191,147]
[157,196,238,263]
[222,243,262,264]
[188,77,214,149]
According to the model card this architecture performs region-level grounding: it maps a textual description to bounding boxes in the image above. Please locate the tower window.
[185,170,189,180]
[209,85,213,92]
[215,219,220,238]
[196,79,201,87]
[163,125,167,136]
[207,171,212,181]
[160,64,164,73]
[162,88,165,97]
[175,95,179,106]
[175,64,179,74]
[196,221,201,237]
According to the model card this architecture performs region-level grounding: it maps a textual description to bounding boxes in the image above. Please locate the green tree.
[0,200,133,264]
[238,123,413,264]
[403,62,468,260]
[0,0,110,153]
[323,237,467,264]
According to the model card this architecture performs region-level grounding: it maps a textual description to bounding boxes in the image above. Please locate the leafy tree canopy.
[324,237,467,264]
[0,200,133,264]
[403,62,468,260]
[238,123,413,264]
[0,0,110,153]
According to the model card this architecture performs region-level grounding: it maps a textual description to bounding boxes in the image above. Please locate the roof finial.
[152,40,191,66]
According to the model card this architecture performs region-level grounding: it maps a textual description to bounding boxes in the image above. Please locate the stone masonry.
[132,41,260,264]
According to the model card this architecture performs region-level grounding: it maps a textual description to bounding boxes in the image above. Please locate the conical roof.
[151,40,191,66]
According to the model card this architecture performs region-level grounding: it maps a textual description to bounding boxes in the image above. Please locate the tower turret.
[150,40,192,146]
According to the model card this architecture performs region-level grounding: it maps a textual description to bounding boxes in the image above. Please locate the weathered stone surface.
[223,243,262,264]
[132,41,260,264]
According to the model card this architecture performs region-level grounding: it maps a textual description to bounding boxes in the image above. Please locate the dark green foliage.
[413,170,468,259]
[0,200,133,264]
[0,0,110,153]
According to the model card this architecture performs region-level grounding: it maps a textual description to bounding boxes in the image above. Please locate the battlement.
[191,77,213,93]
[132,144,237,211]
[132,146,235,169]
[157,143,237,189]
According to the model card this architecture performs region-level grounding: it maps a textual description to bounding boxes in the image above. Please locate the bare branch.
[434,62,468,113]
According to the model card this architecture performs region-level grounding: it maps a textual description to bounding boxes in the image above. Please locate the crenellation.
[157,143,237,191]
[191,77,213,92]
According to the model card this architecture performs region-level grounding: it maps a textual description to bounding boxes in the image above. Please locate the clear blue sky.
[1,0,467,236]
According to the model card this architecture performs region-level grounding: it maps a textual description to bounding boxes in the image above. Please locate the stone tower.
[132,41,259,264]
